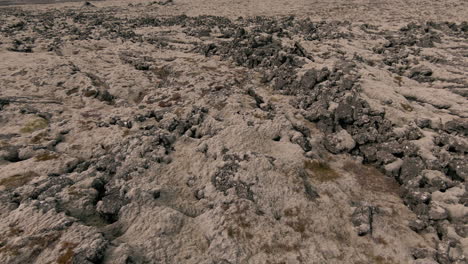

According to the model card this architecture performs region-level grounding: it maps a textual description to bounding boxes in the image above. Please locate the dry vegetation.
[57,242,78,264]
[0,171,38,189]
[304,160,341,182]
[343,161,400,195]
[35,152,60,161]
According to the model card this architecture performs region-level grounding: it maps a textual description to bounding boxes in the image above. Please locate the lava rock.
[428,202,448,220]
[299,69,318,90]
[406,126,424,140]
[413,258,439,264]
[384,158,403,177]
[409,65,434,82]
[416,118,432,129]
[399,157,425,183]
[334,102,355,125]
[376,150,397,165]
[0,144,19,162]
[96,188,128,222]
[447,159,468,181]
[351,205,375,236]
[409,219,427,233]
[411,247,436,260]
[323,129,356,154]
[359,144,378,162]
[7,39,33,53]
[421,170,453,192]
[290,132,312,152]
[402,188,431,211]
[444,118,468,136]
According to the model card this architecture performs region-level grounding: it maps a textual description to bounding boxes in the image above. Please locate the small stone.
[384,158,403,177]
[290,132,312,152]
[411,247,436,259]
[360,144,378,162]
[399,157,425,184]
[324,129,356,154]
[406,126,424,140]
[376,150,397,165]
[334,103,354,124]
[413,258,438,264]
[0,145,19,162]
[409,65,434,82]
[429,202,448,220]
[409,219,427,232]
[351,205,375,236]
[436,240,451,264]
[447,159,468,181]
[300,69,318,90]
[421,170,452,192]
[416,118,432,129]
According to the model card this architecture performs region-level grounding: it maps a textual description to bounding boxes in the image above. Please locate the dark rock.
[351,205,375,236]
[359,144,378,162]
[96,188,128,222]
[409,219,427,233]
[291,134,312,152]
[379,140,404,156]
[31,177,74,201]
[352,127,378,145]
[0,144,19,162]
[334,102,354,125]
[435,240,451,264]
[412,203,430,217]
[7,39,33,53]
[299,69,317,90]
[303,180,319,200]
[211,162,253,200]
[400,141,420,157]
[444,118,468,136]
[375,151,397,165]
[338,77,355,91]
[247,88,265,108]
[434,133,468,153]
[0,98,10,110]
[406,126,424,140]
[82,1,96,8]
[323,129,356,154]
[409,66,434,82]
[292,42,313,61]
[72,235,107,264]
[401,187,431,211]
[411,247,436,259]
[97,90,115,103]
[447,159,468,181]
[429,202,448,220]
[194,189,204,200]
[454,224,467,237]
[316,67,330,83]
[416,118,432,129]
[421,170,453,192]
[302,102,331,122]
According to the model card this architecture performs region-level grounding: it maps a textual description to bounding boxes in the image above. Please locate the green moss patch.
[400,103,413,112]
[35,153,59,161]
[0,171,38,189]
[57,242,78,264]
[20,118,48,133]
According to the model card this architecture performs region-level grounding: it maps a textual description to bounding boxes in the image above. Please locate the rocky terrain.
[0,0,467,263]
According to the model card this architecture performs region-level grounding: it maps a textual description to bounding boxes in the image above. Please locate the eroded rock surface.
[0,1,467,263]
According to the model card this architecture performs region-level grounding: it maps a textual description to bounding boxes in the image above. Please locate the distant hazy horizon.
[0,0,102,6]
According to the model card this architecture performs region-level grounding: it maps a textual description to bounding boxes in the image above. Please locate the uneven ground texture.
[0,1,467,263]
